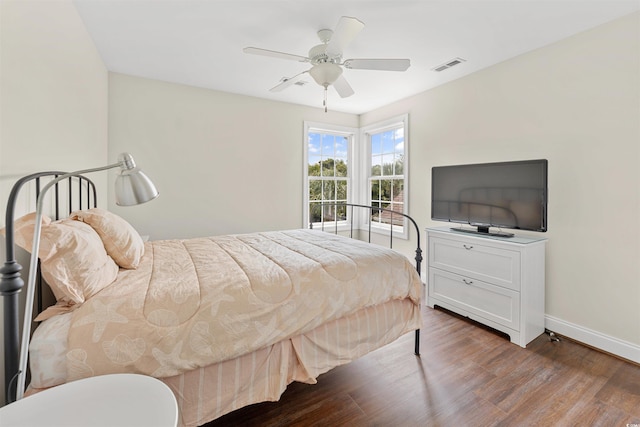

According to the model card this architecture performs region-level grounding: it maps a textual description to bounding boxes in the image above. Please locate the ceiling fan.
[243,16,411,111]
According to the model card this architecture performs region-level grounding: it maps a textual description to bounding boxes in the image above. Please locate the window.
[304,115,408,238]
[362,115,409,236]
[304,123,355,228]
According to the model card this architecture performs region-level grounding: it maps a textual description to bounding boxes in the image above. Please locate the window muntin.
[306,128,352,227]
[304,116,408,238]
[366,119,407,233]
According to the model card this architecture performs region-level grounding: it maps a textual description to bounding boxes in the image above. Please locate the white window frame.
[359,114,410,240]
[303,121,357,231]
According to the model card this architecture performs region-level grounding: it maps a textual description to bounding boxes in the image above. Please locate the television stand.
[450,227,514,238]
[427,227,547,347]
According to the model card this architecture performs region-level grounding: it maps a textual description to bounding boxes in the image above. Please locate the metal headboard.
[312,202,423,356]
[1,172,97,404]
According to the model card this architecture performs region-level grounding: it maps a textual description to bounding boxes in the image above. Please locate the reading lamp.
[14,152,159,400]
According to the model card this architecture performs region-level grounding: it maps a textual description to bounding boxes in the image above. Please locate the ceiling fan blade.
[333,74,355,98]
[243,47,309,62]
[269,70,309,92]
[343,58,411,71]
[326,16,365,57]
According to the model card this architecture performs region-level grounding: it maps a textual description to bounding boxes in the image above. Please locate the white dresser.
[426,227,547,347]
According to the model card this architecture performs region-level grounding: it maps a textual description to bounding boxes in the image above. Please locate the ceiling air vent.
[432,57,466,72]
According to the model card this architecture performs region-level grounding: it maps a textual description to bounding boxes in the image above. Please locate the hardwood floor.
[203,305,640,426]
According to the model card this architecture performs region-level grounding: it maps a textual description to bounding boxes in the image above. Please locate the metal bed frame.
[2,176,423,404]
[314,202,423,358]
[1,172,97,403]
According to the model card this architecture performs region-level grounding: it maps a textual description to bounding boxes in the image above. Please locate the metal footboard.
[311,202,422,356]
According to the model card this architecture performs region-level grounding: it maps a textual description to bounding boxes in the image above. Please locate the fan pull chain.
[323,86,328,113]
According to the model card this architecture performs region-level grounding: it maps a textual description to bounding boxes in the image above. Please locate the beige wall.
[0,0,108,403]
[362,13,640,351]
[107,73,358,240]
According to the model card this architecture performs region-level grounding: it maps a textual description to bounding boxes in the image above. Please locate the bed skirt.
[30,297,421,427]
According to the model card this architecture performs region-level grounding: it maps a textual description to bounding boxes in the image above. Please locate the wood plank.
[202,305,640,426]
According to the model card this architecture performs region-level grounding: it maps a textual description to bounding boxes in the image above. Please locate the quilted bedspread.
[64,229,422,380]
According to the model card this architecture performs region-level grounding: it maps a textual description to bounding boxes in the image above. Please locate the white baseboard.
[545,315,640,365]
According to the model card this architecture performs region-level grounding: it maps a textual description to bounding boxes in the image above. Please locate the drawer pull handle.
[463,244,474,250]
[463,279,473,285]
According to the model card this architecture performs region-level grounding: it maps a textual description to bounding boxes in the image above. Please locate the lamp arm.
[14,160,123,400]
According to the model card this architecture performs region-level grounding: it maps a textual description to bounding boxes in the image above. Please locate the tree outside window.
[369,125,405,228]
[304,116,407,237]
[307,131,350,226]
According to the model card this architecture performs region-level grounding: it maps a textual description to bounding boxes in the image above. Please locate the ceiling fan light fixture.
[309,63,343,87]
[243,15,411,110]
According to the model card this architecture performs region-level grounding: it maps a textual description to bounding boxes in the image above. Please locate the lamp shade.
[115,168,159,206]
[309,63,343,86]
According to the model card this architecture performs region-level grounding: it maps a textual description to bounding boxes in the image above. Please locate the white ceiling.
[73,0,640,114]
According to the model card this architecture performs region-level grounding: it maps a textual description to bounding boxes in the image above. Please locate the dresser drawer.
[429,236,521,291]
[429,267,520,330]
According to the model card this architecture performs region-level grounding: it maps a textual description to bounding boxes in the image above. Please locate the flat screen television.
[431,159,548,237]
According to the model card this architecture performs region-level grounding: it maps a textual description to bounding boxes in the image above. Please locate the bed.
[1,172,423,427]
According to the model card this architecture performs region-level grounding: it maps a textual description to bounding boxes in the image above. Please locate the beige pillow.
[0,212,52,246]
[10,213,119,305]
[71,208,144,269]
